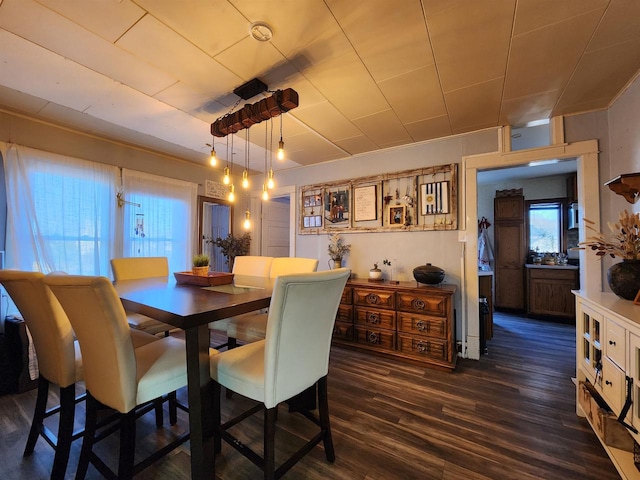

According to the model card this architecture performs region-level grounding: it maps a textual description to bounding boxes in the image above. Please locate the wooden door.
[494,222,525,310]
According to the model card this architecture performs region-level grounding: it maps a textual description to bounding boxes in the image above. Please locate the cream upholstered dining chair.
[43,274,195,480]
[208,255,274,348]
[224,257,319,348]
[0,270,83,480]
[210,268,350,480]
[110,256,173,336]
[0,270,161,480]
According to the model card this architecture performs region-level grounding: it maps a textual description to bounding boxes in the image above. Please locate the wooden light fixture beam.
[210,88,298,138]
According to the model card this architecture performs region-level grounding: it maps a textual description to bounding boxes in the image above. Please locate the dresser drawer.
[336,305,353,323]
[353,288,395,309]
[355,326,395,350]
[397,292,448,316]
[605,319,625,371]
[397,313,446,339]
[355,307,395,330]
[340,287,352,305]
[397,333,448,361]
[333,321,354,341]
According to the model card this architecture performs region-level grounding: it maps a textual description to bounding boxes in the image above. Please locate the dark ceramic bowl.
[413,263,445,284]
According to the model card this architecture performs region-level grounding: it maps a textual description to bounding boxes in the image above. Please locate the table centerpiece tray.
[174,271,234,286]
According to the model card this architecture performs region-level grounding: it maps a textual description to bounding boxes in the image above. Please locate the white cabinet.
[575,291,640,479]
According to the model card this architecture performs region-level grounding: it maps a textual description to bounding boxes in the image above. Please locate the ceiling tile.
[427,0,515,92]
[504,8,604,99]
[327,0,435,82]
[134,0,248,56]
[378,65,447,124]
[292,102,363,142]
[445,78,503,131]
[153,82,229,122]
[499,90,558,127]
[0,85,49,115]
[334,135,379,156]
[555,38,640,114]
[214,36,286,84]
[115,14,241,97]
[587,0,640,51]
[513,0,608,36]
[404,115,453,143]
[353,109,412,147]
[33,0,145,43]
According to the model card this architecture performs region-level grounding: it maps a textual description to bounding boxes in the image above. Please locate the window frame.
[525,197,568,255]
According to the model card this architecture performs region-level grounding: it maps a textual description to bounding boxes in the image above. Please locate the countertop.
[478,270,494,276]
[525,264,579,270]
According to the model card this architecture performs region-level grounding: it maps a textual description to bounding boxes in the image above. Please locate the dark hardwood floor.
[0,312,621,479]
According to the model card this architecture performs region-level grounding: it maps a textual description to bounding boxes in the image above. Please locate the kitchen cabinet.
[526,265,579,318]
[334,279,457,371]
[575,291,640,479]
[494,190,525,311]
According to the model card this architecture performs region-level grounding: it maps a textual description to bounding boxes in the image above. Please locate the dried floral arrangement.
[579,209,640,260]
[327,233,350,261]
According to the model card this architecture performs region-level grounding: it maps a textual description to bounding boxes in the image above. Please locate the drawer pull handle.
[366,293,380,305]
[367,312,380,324]
[416,341,430,353]
[609,340,616,346]
[605,380,613,386]
[416,320,429,332]
[367,332,380,344]
[412,299,426,311]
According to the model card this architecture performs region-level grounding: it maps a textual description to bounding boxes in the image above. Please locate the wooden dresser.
[334,279,457,371]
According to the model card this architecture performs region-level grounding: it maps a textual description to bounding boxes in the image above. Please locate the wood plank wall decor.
[299,163,457,234]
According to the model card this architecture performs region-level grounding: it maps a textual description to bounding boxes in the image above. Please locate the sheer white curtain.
[122,169,197,274]
[1,142,118,274]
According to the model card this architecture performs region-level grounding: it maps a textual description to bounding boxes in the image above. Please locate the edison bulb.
[242,170,249,189]
[267,169,275,189]
[228,184,235,202]
[277,139,285,160]
[262,185,269,201]
[209,149,217,167]
[222,166,230,185]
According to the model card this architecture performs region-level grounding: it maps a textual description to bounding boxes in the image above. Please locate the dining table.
[114,274,274,480]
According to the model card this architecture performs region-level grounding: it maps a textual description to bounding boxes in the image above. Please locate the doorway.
[259,185,296,257]
[462,139,601,359]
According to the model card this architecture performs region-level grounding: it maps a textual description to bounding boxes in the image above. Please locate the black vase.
[607,260,640,300]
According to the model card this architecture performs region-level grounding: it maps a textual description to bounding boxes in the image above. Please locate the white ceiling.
[1,0,639,174]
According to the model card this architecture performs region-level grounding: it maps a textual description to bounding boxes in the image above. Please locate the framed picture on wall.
[388,205,405,226]
[324,185,350,228]
[420,181,449,215]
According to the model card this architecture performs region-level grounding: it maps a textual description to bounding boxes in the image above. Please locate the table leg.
[185,324,215,480]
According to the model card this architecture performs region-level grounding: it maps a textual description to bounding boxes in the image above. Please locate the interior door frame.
[259,184,296,257]
[461,135,600,359]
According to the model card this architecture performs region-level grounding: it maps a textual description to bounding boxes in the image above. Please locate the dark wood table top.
[114,274,274,330]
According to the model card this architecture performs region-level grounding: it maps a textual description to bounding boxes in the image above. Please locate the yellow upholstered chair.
[43,275,194,480]
[208,256,274,348]
[110,256,173,336]
[210,269,350,479]
[225,257,319,347]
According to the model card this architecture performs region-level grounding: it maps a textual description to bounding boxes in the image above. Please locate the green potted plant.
[192,253,210,276]
[213,233,251,271]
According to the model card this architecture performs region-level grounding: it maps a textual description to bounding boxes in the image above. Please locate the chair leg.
[212,381,222,454]
[154,397,164,428]
[117,411,136,480]
[50,384,76,480]
[317,377,335,462]
[228,337,237,349]
[168,391,178,425]
[76,393,99,480]
[24,376,49,456]
[264,407,277,480]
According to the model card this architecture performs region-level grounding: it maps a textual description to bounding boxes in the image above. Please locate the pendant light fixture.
[209,136,217,167]
[262,121,269,201]
[277,114,285,160]
[242,128,250,189]
[222,134,231,184]
[267,118,275,189]
[243,208,251,230]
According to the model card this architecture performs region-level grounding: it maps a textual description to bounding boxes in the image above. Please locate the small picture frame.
[388,205,405,226]
[634,289,640,306]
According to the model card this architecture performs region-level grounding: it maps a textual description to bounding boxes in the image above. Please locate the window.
[3,144,117,274]
[527,200,563,253]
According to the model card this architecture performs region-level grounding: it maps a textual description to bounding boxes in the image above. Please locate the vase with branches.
[327,233,350,269]
[210,233,251,272]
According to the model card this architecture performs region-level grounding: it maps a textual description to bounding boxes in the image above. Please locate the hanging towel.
[478,227,494,271]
